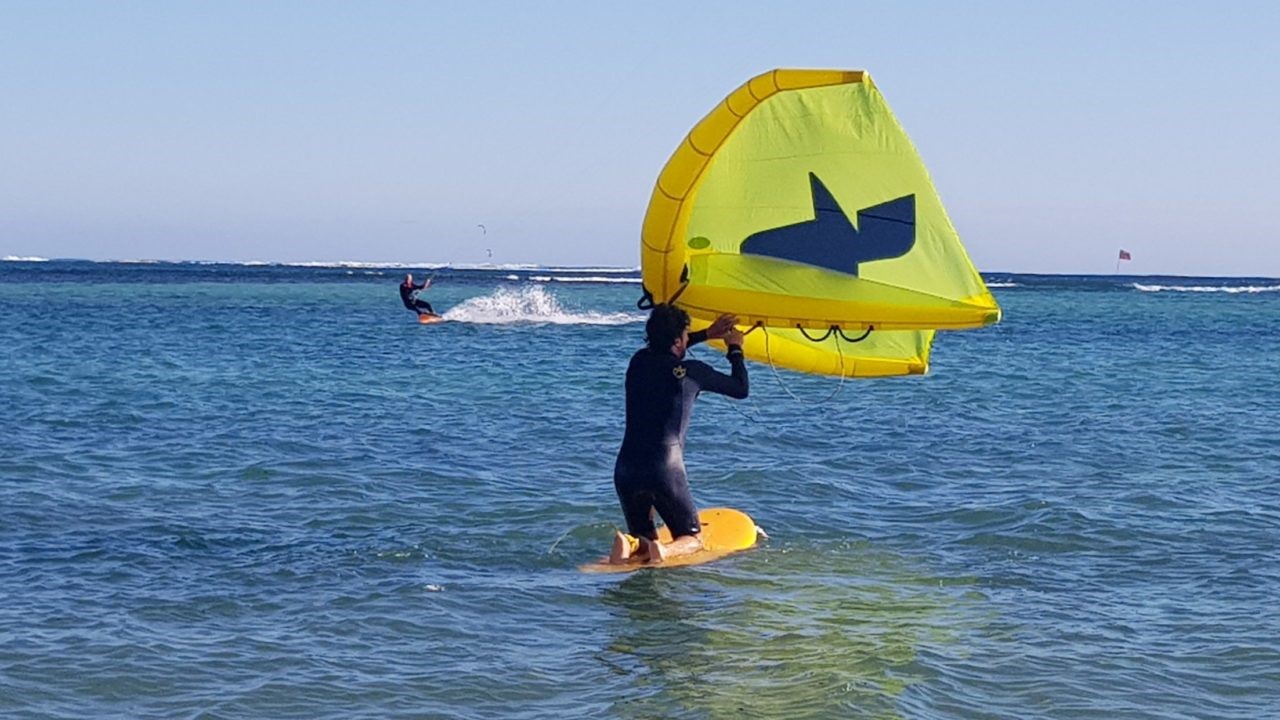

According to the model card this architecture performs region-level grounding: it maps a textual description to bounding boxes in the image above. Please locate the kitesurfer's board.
[417,313,445,325]
[578,507,758,573]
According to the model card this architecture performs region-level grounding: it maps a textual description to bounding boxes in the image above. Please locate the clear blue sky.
[3,1,1278,275]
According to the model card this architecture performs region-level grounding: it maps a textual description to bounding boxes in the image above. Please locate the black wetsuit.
[399,281,434,314]
[613,331,749,539]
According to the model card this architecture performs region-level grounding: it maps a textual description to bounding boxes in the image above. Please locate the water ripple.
[2,271,1279,717]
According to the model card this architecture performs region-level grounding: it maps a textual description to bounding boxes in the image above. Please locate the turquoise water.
[2,261,1279,719]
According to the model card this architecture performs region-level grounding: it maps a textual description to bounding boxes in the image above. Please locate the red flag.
[1118,249,1132,261]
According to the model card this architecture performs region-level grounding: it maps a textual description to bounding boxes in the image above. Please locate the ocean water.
[2,260,1278,719]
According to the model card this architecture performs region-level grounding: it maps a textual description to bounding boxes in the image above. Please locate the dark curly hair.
[645,304,690,351]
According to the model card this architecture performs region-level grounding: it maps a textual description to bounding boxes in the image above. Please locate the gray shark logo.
[740,173,915,276]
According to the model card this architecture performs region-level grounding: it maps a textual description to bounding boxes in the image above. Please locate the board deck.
[578,507,758,573]
[417,313,445,325]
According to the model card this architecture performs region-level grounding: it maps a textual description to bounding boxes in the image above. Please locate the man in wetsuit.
[609,304,748,564]
[399,273,435,316]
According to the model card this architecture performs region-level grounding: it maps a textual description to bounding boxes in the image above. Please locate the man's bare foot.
[640,536,666,564]
[608,531,640,564]
[651,534,703,562]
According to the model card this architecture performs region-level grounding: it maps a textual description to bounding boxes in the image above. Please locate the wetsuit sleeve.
[688,329,708,347]
[686,345,749,399]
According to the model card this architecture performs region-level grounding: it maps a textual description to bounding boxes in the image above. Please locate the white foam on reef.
[541,266,640,274]
[1133,283,1280,294]
[276,261,634,273]
[2,256,50,262]
[59,258,640,273]
[548,276,642,284]
[447,262,540,271]
[444,285,643,325]
[528,275,640,284]
[283,260,454,269]
[987,282,1020,288]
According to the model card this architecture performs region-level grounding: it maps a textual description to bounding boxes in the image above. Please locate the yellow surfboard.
[579,507,759,573]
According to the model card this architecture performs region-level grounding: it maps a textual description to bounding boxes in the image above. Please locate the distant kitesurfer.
[609,305,748,565]
[399,273,435,316]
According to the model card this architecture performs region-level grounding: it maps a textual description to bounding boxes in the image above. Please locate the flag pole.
[1115,249,1130,274]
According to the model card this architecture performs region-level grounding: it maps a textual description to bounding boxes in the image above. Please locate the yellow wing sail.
[640,69,999,378]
